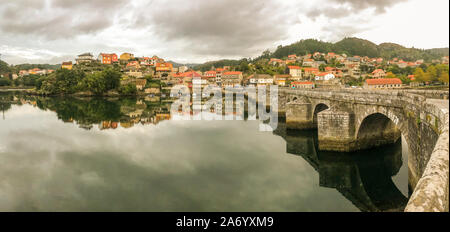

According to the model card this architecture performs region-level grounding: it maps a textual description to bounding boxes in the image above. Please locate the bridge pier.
[317,109,402,152]
[317,109,356,152]
[286,102,314,129]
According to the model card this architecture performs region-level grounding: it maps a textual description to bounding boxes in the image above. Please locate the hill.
[269,37,449,61]
[0,60,11,74]
[12,63,61,72]
[167,61,199,69]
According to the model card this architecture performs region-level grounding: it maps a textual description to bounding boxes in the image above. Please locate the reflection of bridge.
[273,123,408,212]
[273,88,449,212]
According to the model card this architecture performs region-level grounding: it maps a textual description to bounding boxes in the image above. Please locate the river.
[0,91,410,212]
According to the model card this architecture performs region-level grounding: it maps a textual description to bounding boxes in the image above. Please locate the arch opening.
[357,113,401,150]
[313,103,329,127]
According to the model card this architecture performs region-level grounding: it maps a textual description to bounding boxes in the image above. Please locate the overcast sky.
[0,0,448,65]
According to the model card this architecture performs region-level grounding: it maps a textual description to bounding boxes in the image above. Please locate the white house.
[315,72,335,81]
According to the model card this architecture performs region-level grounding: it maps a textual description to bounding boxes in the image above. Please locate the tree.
[386,72,396,79]
[102,68,121,90]
[413,68,426,83]
[438,72,449,84]
[319,64,326,72]
[0,77,11,86]
[83,72,107,94]
[425,65,438,82]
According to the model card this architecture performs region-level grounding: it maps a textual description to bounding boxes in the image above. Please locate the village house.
[98,53,118,64]
[155,62,173,78]
[125,70,143,78]
[214,68,227,86]
[135,79,147,90]
[364,78,402,89]
[287,66,302,78]
[290,81,314,89]
[19,70,29,76]
[302,59,315,67]
[126,61,141,69]
[204,70,217,79]
[178,66,189,73]
[303,67,319,79]
[192,76,210,88]
[247,74,273,87]
[172,70,202,88]
[222,71,243,88]
[312,61,326,69]
[288,54,298,60]
[76,53,94,65]
[269,58,284,66]
[120,53,135,61]
[62,61,73,70]
[372,69,386,78]
[285,59,296,65]
[273,74,291,86]
[315,72,335,81]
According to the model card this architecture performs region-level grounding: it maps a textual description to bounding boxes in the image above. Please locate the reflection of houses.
[120,122,134,128]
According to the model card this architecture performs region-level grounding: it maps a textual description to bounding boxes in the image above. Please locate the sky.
[0,0,448,65]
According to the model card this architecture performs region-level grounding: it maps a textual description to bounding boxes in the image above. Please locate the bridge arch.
[355,107,407,142]
[288,95,310,104]
[312,103,329,127]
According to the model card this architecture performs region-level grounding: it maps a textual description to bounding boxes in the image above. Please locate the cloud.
[331,0,408,13]
[0,0,128,39]
[306,0,408,20]
[138,0,294,57]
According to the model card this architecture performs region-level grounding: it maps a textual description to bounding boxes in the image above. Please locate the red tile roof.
[292,81,314,85]
[372,69,385,74]
[288,66,301,69]
[366,78,402,85]
[223,71,242,75]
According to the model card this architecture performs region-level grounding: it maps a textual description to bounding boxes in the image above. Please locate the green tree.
[0,77,11,86]
[386,72,396,78]
[319,64,326,72]
[102,68,121,90]
[438,72,449,84]
[82,72,107,94]
[425,65,438,82]
[413,68,426,83]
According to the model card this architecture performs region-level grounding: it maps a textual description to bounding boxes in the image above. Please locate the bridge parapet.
[405,102,449,212]
[280,88,449,211]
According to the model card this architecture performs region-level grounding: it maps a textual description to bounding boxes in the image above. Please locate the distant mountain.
[167,61,199,69]
[269,37,449,61]
[193,59,247,72]
[12,63,61,72]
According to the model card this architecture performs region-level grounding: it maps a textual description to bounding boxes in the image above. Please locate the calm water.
[0,91,409,212]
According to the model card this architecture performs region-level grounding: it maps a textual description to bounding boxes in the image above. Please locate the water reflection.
[274,128,408,212]
[0,92,408,212]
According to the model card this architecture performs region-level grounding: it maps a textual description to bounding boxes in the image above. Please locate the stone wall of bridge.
[278,88,449,212]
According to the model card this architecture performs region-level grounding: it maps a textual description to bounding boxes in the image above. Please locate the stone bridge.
[274,88,449,212]
[272,126,408,212]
